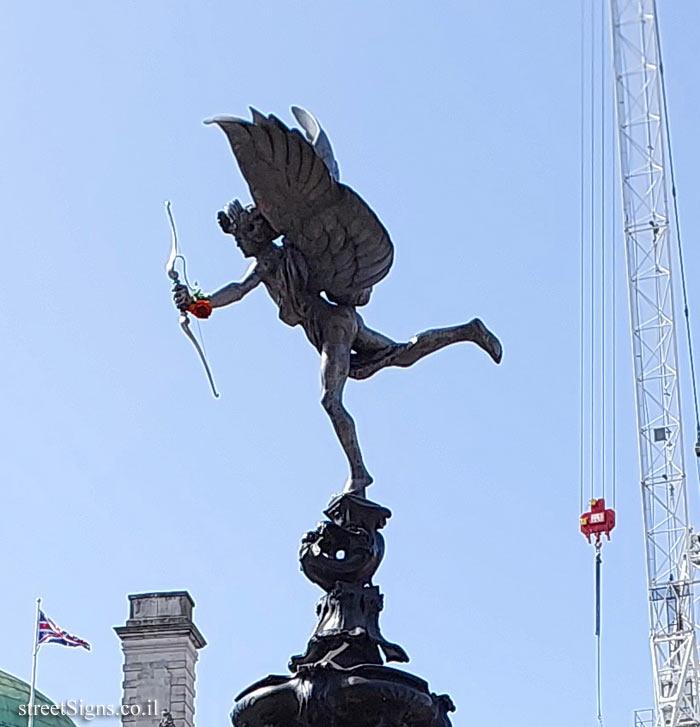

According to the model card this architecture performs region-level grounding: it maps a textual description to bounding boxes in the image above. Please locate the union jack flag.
[37,610,90,650]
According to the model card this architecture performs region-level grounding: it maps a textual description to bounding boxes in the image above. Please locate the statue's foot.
[470,318,502,364]
[343,471,374,497]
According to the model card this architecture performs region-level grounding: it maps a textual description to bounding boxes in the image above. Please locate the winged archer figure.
[173,107,502,496]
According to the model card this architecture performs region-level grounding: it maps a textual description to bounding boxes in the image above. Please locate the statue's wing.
[291,106,340,182]
[205,109,394,305]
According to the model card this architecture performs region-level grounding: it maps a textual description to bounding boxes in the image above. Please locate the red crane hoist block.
[580,498,616,544]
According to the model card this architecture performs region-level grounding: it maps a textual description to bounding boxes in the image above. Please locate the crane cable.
[652,0,700,468]
[579,1,614,724]
[595,543,603,727]
[579,0,586,512]
[599,0,606,514]
[596,3,605,722]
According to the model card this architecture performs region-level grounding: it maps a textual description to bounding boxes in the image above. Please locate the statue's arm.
[208,263,262,308]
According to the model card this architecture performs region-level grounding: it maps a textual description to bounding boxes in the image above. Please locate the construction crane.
[608,1,700,725]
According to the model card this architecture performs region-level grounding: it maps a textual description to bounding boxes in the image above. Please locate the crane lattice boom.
[609,1,700,724]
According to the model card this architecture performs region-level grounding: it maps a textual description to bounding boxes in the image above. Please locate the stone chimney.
[115,592,206,727]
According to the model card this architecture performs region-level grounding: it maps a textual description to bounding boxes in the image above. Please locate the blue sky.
[2,2,700,726]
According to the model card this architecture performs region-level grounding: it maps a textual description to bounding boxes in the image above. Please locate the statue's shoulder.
[254,246,283,277]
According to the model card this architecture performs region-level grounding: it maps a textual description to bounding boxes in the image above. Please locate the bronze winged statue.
[173,107,502,496]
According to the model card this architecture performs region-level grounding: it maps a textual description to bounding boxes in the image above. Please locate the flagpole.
[27,597,41,727]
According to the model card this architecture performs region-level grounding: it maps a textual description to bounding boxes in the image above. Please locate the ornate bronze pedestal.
[232,494,454,727]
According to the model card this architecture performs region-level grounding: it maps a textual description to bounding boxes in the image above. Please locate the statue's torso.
[255,245,356,353]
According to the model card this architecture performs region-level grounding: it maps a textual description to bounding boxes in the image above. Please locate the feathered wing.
[291,106,340,182]
[205,109,394,305]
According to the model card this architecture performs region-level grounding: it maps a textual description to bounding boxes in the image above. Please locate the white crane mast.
[608,1,700,724]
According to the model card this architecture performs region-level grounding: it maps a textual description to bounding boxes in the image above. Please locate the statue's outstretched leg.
[320,341,373,496]
[350,317,502,381]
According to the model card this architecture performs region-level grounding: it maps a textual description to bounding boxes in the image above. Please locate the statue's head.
[234,206,277,258]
